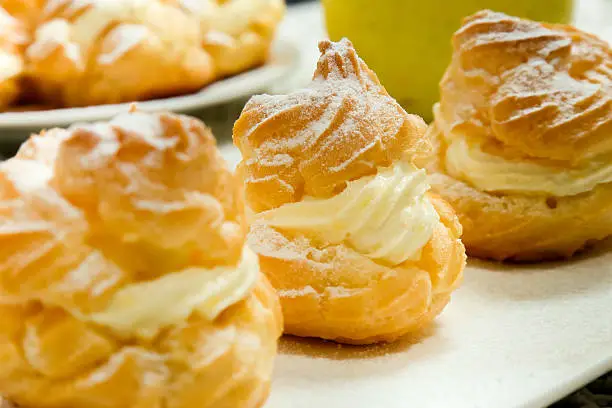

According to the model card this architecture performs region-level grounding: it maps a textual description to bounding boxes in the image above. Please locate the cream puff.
[180,0,285,78]
[233,39,466,345]
[0,110,282,407]
[419,10,612,262]
[25,0,215,107]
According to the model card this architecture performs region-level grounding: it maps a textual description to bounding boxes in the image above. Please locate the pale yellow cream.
[257,162,439,266]
[81,246,259,339]
[445,138,612,196]
[435,105,612,197]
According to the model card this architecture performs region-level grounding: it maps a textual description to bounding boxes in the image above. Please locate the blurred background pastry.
[234,39,466,345]
[181,0,285,78]
[419,10,612,261]
[0,110,282,407]
[0,0,286,111]
[25,0,216,107]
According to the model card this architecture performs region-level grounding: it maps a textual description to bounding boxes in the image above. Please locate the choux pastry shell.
[234,39,466,344]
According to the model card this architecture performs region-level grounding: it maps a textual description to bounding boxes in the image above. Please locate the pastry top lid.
[0,110,245,315]
[439,10,612,162]
[233,39,429,212]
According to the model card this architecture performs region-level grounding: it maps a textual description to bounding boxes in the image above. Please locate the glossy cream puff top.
[0,111,255,340]
[435,10,612,197]
[234,39,438,264]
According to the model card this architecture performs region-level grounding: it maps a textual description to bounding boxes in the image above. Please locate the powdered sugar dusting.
[108,111,170,150]
[98,24,149,65]
[277,285,318,299]
[234,39,425,209]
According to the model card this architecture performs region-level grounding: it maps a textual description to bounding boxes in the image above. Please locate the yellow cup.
[322,0,574,121]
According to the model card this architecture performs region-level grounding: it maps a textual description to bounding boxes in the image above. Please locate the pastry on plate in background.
[234,39,466,345]
[0,110,282,407]
[181,0,285,78]
[0,0,286,111]
[419,10,612,262]
[25,0,216,107]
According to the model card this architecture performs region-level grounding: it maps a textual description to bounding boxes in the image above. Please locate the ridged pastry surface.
[421,10,612,261]
[0,110,282,408]
[234,39,430,212]
[25,0,215,107]
[180,0,285,77]
[234,39,465,344]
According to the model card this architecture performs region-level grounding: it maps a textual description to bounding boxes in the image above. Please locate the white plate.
[0,39,298,131]
[218,144,612,408]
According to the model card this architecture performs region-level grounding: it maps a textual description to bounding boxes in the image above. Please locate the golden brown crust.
[234,39,429,213]
[234,39,465,344]
[439,10,612,162]
[0,111,282,407]
[53,110,246,268]
[25,0,215,107]
[0,276,281,408]
[421,11,612,261]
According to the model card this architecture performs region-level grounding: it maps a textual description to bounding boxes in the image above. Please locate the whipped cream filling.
[435,106,612,197]
[80,246,259,339]
[257,162,439,266]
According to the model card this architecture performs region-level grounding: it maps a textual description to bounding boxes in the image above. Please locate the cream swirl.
[83,246,259,339]
[257,162,439,265]
[445,138,612,197]
[436,105,612,197]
